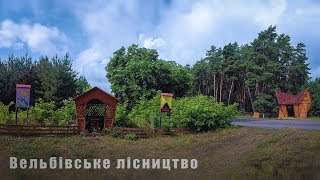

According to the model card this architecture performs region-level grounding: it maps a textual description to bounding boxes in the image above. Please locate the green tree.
[288,43,310,93]
[106,44,192,111]
[309,78,320,116]
[52,53,78,106]
[76,76,91,95]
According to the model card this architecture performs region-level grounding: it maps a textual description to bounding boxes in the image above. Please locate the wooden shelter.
[74,87,118,133]
[275,89,312,119]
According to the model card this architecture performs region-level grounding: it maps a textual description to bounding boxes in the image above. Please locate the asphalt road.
[232,119,320,130]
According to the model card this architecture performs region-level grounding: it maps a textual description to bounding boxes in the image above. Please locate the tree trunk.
[202,78,205,94]
[255,82,259,96]
[228,80,234,105]
[213,73,216,102]
[247,86,255,112]
[220,73,224,103]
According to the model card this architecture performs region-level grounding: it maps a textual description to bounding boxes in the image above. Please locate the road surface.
[232,119,320,130]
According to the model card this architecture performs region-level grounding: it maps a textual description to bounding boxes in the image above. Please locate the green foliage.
[122,94,238,132]
[0,53,90,107]
[106,45,192,111]
[36,54,78,107]
[252,94,277,115]
[171,95,239,132]
[54,99,76,125]
[0,102,13,124]
[109,127,120,138]
[31,99,56,125]
[127,94,160,128]
[115,103,131,127]
[76,75,91,95]
[162,122,171,132]
[309,78,320,116]
[102,128,111,135]
[192,26,310,115]
[6,98,76,125]
[123,134,137,141]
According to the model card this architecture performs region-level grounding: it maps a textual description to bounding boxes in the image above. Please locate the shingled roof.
[275,89,308,105]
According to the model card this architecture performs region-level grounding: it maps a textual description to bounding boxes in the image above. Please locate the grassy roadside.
[236,114,320,120]
[0,127,319,179]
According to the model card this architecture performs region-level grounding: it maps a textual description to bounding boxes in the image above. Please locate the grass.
[306,116,320,120]
[237,114,320,120]
[0,127,319,179]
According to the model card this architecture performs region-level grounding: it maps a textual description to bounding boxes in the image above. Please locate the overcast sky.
[0,0,319,92]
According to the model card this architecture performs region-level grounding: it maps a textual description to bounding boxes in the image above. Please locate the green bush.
[127,95,160,128]
[18,98,76,125]
[109,127,120,138]
[123,95,238,132]
[31,99,56,125]
[0,98,76,125]
[309,78,320,116]
[162,121,171,132]
[171,95,238,131]
[0,102,13,124]
[115,103,131,127]
[102,128,111,135]
[54,99,76,125]
[123,134,137,140]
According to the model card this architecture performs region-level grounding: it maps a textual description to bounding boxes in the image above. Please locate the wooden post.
[26,107,29,125]
[15,107,18,125]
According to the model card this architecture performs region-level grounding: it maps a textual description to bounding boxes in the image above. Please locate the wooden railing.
[119,128,190,138]
[0,124,79,136]
[0,124,189,138]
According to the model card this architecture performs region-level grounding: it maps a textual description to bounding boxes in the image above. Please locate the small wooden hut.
[275,89,312,119]
[74,87,118,132]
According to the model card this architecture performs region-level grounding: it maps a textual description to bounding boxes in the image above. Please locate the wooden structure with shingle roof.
[275,89,312,119]
[74,87,118,132]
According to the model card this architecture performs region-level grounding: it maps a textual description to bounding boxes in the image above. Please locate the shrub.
[124,94,238,132]
[31,99,56,125]
[171,95,238,132]
[102,128,111,135]
[127,95,160,128]
[0,102,13,124]
[123,134,137,141]
[109,127,120,138]
[162,121,171,132]
[54,99,76,125]
[115,103,131,127]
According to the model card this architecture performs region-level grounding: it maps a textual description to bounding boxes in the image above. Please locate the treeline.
[107,26,320,117]
[0,53,90,107]
[193,26,309,115]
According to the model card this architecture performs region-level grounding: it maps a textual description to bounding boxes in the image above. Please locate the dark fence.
[119,128,190,138]
[0,124,79,136]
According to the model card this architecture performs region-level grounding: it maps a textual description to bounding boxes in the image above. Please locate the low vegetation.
[120,95,238,131]
[0,99,76,125]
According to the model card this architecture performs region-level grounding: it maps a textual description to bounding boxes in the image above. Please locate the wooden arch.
[74,87,118,132]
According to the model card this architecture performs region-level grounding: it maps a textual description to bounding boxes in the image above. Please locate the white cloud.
[70,0,320,90]
[151,0,290,63]
[0,19,68,55]
[138,34,166,49]
[253,0,287,28]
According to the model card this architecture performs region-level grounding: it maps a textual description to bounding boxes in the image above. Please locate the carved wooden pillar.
[104,104,115,128]
[76,104,86,132]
